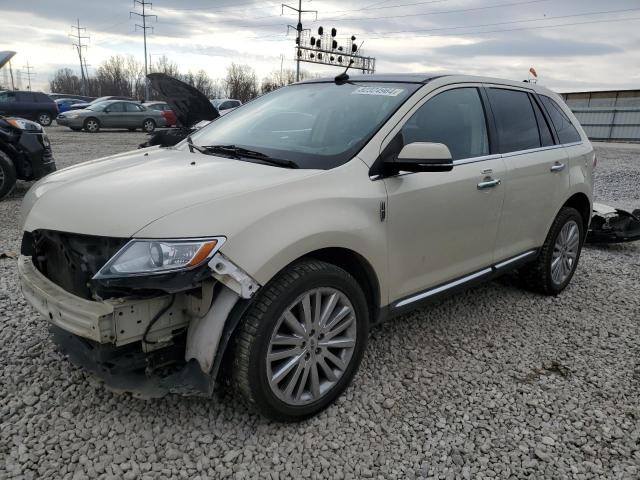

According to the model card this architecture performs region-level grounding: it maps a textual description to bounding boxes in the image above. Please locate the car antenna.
[335,41,364,84]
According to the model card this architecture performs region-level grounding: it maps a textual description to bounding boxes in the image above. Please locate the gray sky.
[1,0,639,92]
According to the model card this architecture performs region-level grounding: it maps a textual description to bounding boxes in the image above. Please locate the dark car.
[48,93,95,102]
[69,96,136,111]
[0,91,59,126]
[0,116,56,199]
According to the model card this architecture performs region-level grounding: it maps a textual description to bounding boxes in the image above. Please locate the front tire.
[520,207,585,295]
[83,117,100,133]
[0,150,17,199]
[142,119,156,133]
[231,259,369,421]
[37,112,52,126]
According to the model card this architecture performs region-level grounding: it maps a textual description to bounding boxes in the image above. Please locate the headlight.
[6,118,42,131]
[93,237,225,279]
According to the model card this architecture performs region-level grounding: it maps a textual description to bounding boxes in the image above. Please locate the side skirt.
[386,249,538,318]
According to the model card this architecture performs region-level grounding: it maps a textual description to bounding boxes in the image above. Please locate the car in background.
[55,98,87,113]
[69,95,136,111]
[0,91,58,126]
[0,115,55,199]
[143,101,177,127]
[211,98,242,115]
[56,100,165,133]
[48,93,95,102]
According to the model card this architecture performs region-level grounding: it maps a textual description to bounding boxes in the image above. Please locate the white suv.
[18,74,593,421]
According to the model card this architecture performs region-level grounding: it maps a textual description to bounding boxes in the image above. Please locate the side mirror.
[388,142,454,173]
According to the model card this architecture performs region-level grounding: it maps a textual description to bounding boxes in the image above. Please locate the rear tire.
[83,118,100,133]
[37,112,52,126]
[520,207,585,295]
[231,259,369,421]
[0,150,17,200]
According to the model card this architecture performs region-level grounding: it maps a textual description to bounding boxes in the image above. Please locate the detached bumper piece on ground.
[587,202,640,244]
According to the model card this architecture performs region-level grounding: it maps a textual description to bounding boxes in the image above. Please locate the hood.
[21,147,320,238]
[147,73,219,128]
[0,51,16,70]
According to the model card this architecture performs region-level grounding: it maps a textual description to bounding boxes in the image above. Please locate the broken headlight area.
[19,230,260,398]
[587,203,640,244]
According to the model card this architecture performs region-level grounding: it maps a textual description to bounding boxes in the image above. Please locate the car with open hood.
[18,74,593,420]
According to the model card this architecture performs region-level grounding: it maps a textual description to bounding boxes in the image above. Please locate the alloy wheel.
[86,120,98,132]
[266,287,357,406]
[39,113,51,125]
[144,120,155,132]
[551,219,580,285]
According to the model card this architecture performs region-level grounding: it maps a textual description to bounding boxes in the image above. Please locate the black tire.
[231,259,369,421]
[520,207,585,295]
[0,150,17,200]
[37,112,52,126]
[83,117,100,133]
[142,118,156,133]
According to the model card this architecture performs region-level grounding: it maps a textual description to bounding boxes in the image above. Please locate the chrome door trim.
[392,249,538,309]
[394,268,492,308]
[494,249,536,269]
[452,154,502,166]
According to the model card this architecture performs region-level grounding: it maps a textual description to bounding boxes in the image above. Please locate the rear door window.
[487,88,540,153]
[400,87,489,160]
[17,92,36,103]
[539,95,581,144]
[124,103,142,112]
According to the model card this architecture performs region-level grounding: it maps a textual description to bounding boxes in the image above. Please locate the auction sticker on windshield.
[352,86,405,96]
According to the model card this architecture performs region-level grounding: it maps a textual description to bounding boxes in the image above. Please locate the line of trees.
[48,55,308,102]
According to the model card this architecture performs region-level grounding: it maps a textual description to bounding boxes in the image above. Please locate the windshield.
[188,82,420,169]
[87,101,110,111]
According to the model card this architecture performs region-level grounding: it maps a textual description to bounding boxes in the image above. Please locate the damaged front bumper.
[587,203,640,244]
[18,253,258,398]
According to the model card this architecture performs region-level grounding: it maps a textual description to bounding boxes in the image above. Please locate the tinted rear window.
[531,96,554,147]
[540,95,581,144]
[487,88,540,153]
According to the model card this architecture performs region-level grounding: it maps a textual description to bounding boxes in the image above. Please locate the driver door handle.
[477,178,501,190]
[550,162,566,172]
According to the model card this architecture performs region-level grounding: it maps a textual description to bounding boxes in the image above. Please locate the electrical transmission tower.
[21,61,35,91]
[70,19,90,95]
[130,0,157,100]
[282,0,317,82]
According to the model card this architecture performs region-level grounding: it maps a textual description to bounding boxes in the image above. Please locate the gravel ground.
[1,129,639,479]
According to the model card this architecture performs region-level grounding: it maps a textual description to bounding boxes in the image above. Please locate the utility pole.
[70,19,89,95]
[282,0,317,82]
[21,61,35,91]
[131,0,157,101]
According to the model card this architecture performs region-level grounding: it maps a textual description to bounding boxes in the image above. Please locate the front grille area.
[22,230,127,300]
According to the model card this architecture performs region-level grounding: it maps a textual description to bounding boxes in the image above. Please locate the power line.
[282,0,318,81]
[70,18,90,95]
[131,0,157,100]
[21,61,35,91]
[365,6,640,37]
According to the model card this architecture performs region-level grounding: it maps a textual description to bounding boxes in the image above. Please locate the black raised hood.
[147,73,219,128]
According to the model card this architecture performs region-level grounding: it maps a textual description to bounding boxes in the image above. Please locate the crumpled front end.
[18,229,259,398]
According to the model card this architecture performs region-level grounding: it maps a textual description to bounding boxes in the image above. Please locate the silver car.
[56,100,166,133]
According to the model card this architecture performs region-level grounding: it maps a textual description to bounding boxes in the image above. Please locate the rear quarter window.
[539,95,581,144]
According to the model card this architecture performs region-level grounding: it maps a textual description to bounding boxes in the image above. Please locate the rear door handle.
[477,178,501,190]
[550,162,566,172]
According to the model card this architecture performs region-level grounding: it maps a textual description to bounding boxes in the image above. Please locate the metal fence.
[560,90,640,142]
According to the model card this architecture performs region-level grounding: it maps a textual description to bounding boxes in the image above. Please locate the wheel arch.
[562,192,591,230]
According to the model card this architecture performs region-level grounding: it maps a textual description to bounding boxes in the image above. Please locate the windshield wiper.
[199,144,299,169]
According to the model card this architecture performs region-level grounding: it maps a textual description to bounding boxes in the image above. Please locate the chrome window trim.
[394,268,492,308]
[452,154,502,166]
[494,250,536,269]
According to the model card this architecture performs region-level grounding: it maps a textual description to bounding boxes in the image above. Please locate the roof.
[300,73,442,84]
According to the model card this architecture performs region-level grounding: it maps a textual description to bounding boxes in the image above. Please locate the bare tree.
[150,55,179,77]
[260,68,309,95]
[95,55,131,96]
[225,63,258,103]
[49,68,83,94]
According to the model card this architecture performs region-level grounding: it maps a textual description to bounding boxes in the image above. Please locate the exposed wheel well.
[562,193,591,230]
[303,248,380,324]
